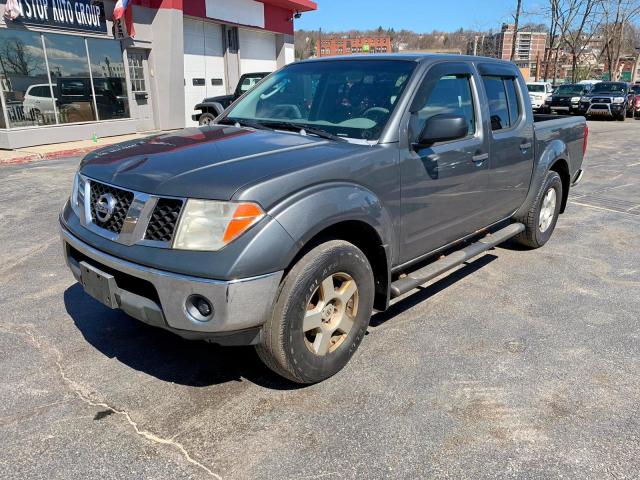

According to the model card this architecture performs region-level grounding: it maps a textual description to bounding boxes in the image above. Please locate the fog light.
[186,295,214,322]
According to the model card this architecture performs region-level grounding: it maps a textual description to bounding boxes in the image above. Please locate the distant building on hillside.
[468,24,547,78]
[398,48,463,55]
[319,36,392,56]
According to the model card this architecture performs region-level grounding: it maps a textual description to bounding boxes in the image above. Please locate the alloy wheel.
[539,188,557,233]
[303,272,359,356]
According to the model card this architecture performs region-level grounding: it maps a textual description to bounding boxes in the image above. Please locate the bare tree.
[559,0,604,82]
[542,0,562,81]
[600,0,640,80]
[0,39,39,76]
[510,0,524,61]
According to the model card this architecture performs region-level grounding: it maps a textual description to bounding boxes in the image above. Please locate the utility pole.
[318,28,322,57]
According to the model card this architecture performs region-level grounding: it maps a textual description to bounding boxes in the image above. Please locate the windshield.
[224,60,416,141]
[527,84,546,93]
[556,84,584,94]
[591,82,626,93]
[632,85,640,94]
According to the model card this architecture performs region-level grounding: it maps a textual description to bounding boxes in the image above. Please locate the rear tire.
[513,170,563,249]
[256,240,375,384]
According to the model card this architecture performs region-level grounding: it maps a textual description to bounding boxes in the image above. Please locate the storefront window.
[0,30,130,129]
[87,38,130,120]
[44,33,96,124]
[0,29,56,128]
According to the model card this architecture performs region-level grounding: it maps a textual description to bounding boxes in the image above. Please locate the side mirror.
[414,114,468,148]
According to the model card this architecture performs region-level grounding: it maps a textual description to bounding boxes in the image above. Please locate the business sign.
[8,0,108,34]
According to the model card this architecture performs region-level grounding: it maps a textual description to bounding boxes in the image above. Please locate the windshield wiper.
[258,121,347,142]
[220,118,347,142]
[218,117,269,130]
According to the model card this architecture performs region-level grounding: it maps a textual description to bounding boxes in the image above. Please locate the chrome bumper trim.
[61,225,283,334]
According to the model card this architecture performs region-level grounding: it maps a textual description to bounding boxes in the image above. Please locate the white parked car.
[22,84,57,122]
[527,82,553,112]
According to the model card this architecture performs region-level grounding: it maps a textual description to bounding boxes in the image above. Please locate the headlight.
[571,97,581,103]
[70,172,86,216]
[173,200,265,251]
[612,97,625,104]
[580,96,590,102]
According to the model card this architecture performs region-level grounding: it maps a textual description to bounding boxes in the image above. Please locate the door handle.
[520,142,532,151]
[472,153,488,164]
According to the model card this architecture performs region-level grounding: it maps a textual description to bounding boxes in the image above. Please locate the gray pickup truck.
[60,55,587,383]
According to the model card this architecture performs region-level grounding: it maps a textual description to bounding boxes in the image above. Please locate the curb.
[0,146,97,166]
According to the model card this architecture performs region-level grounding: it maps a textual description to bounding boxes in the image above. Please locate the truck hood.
[198,94,234,106]
[552,93,582,100]
[80,126,338,200]
[587,92,626,98]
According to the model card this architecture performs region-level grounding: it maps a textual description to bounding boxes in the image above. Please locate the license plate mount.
[80,261,118,309]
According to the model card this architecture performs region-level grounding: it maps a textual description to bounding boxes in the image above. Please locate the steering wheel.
[363,107,390,122]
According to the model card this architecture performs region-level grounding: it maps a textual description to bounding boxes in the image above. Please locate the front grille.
[592,98,611,104]
[145,198,184,242]
[89,181,134,234]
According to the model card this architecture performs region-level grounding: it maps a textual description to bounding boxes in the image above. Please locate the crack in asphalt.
[0,323,222,480]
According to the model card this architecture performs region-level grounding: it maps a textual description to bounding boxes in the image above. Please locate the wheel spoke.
[337,280,358,305]
[335,313,354,335]
[312,330,333,355]
[303,307,323,332]
[320,276,335,301]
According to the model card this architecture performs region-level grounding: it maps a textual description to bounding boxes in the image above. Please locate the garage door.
[183,19,226,127]
[239,28,277,75]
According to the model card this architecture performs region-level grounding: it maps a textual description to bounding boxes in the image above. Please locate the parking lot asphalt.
[1,119,639,479]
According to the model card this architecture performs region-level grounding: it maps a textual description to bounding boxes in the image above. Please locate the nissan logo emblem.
[95,193,117,223]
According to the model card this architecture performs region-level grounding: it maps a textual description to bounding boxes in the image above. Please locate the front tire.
[198,112,216,126]
[256,240,375,384]
[513,170,563,249]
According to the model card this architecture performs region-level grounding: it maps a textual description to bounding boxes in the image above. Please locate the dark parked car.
[631,84,640,116]
[61,55,587,383]
[545,83,592,114]
[192,72,270,125]
[577,81,636,120]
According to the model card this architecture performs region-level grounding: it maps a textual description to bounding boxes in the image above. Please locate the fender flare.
[514,139,570,218]
[196,102,225,116]
[270,182,397,269]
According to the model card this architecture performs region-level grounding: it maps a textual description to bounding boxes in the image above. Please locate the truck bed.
[533,114,587,185]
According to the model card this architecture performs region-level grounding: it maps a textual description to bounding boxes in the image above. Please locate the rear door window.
[483,76,521,131]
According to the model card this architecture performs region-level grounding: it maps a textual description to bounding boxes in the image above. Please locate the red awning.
[260,0,317,12]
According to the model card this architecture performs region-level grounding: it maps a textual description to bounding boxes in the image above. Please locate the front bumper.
[547,101,579,112]
[530,98,545,109]
[578,102,625,117]
[61,225,283,342]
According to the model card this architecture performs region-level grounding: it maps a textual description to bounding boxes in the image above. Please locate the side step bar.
[390,223,525,298]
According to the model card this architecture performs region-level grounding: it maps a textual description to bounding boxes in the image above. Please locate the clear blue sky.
[296,0,545,32]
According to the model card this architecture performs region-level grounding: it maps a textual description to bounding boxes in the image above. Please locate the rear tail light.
[583,124,589,156]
